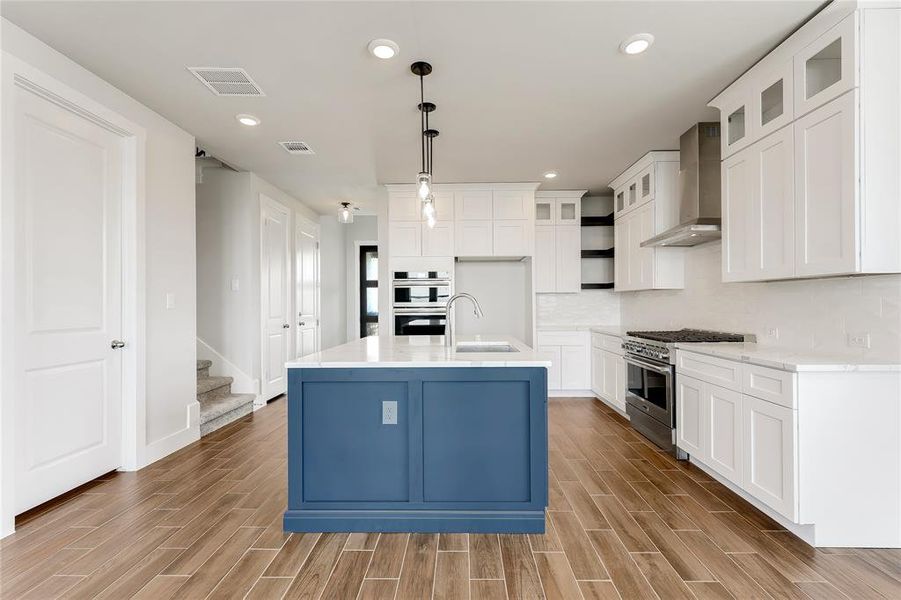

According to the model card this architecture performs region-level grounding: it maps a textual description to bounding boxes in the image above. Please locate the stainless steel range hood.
[642,122,722,247]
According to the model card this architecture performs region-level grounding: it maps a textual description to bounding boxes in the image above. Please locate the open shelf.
[581,213,614,227]
[581,248,614,259]
[581,282,614,290]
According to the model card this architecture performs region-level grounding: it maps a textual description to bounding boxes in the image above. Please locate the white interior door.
[295,219,320,359]
[261,196,291,400]
[13,82,125,513]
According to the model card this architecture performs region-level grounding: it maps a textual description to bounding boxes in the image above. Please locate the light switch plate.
[165,293,175,309]
[847,332,871,348]
[382,400,397,425]
[230,278,240,292]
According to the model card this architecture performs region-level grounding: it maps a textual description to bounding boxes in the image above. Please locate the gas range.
[623,329,751,365]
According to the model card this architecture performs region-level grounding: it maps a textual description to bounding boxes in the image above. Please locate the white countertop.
[675,342,901,372]
[535,325,628,337]
[287,335,551,369]
[589,326,629,337]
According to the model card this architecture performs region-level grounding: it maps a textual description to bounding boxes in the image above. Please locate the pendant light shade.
[417,172,431,200]
[423,196,437,227]
[337,201,354,224]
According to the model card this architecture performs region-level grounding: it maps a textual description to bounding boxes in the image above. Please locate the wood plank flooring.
[2,397,899,599]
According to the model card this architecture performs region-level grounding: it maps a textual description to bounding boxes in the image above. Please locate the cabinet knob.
[282,323,290,329]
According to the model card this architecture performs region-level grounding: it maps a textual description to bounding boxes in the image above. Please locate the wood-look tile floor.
[2,398,900,600]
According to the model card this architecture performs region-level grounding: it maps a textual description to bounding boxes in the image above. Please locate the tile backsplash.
[536,290,621,328]
[620,242,901,360]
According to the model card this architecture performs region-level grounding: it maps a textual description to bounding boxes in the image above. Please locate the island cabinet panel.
[422,381,530,502]
[301,382,410,502]
[285,367,548,534]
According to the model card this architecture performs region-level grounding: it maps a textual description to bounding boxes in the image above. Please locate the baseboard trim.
[592,394,629,418]
[196,336,259,398]
[283,509,545,533]
[142,401,200,467]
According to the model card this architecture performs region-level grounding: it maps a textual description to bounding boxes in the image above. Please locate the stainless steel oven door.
[392,280,451,309]
[624,355,674,426]
[393,309,446,336]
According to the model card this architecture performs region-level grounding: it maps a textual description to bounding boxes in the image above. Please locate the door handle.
[110,340,126,349]
[282,323,290,329]
[299,321,306,327]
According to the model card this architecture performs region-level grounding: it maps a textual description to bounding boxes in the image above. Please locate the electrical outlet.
[765,327,779,340]
[382,400,398,425]
[847,332,871,349]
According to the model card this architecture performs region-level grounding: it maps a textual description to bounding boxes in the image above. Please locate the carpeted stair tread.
[196,359,212,371]
[197,375,233,395]
[199,393,255,425]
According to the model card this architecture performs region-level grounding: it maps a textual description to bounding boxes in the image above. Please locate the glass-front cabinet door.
[615,188,626,216]
[535,197,554,224]
[556,198,580,224]
[721,90,754,159]
[755,61,793,140]
[794,13,856,117]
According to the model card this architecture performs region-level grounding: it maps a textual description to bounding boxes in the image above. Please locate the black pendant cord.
[425,110,431,175]
[419,74,426,174]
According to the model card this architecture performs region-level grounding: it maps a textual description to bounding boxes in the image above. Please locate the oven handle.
[624,355,672,375]
[393,280,451,287]
[393,308,447,316]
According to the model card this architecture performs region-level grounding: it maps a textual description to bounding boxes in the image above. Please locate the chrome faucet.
[445,292,484,348]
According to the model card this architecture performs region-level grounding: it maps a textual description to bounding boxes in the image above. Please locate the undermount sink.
[455,341,519,353]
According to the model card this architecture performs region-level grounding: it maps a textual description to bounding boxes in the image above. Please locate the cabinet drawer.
[591,332,623,354]
[742,365,796,408]
[537,331,588,347]
[677,351,741,391]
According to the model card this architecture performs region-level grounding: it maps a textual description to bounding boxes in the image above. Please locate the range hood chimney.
[642,122,722,247]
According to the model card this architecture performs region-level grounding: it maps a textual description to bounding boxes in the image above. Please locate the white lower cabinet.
[707,384,743,486]
[676,375,707,460]
[538,331,590,393]
[742,395,797,520]
[591,345,626,411]
[676,352,797,520]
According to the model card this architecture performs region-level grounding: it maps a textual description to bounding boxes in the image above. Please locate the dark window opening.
[359,245,378,337]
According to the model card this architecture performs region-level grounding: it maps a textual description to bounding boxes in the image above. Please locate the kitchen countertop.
[287,335,551,369]
[589,326,629,337]
[535,325,628,336]
[675,342,901,372]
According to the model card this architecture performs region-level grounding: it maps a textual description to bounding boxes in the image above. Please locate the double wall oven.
[392,270,451,336]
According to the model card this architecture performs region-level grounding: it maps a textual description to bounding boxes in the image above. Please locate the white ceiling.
[1,1,821,215]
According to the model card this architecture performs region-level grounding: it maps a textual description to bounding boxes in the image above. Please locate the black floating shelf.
[581,282,615,290]
[581,213,614,227]
[581,248,615,258]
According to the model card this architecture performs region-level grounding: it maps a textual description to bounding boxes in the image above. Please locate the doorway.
[260,195,291,400]
[295,218,320,358]
[358,245,379,337]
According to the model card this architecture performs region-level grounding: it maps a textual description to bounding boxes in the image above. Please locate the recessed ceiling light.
[620,33,655,55]
[368,39,399,59]
[544,171,558,179]
[236,114,260,126]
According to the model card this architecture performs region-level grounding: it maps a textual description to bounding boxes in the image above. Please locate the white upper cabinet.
[534,191,585,293]
[388,191,421,222]
[455,220,493,257]
[794,91,857,277]
[421,222,454,257]
[454,190,493,220]
[723,125,794,282]
[794,13,857,118]
[711,5,900,281]
[609,153,683,292]
[387,184,538,259]
[721,89,755,159]
[754,61,794,141]
[492,191,531,220]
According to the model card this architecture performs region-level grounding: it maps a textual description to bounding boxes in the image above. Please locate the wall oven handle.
[624,355,672,375]
[393,280,451,287]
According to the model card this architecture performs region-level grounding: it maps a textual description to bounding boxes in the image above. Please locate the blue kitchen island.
[283,335,549,533]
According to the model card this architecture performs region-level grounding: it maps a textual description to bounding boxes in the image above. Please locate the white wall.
[196,169,322,387]
[319,216,347,349]
[1,19,196,534]
[454,261,530,341]
[621,242,901,361]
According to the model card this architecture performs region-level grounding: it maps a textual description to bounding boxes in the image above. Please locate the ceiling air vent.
[279,141,315,155]
[187,67,265,97]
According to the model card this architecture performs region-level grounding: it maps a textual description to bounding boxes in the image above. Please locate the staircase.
[196,359,255,436]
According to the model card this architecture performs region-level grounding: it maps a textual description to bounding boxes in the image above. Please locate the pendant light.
[412,61,439,227]
[337,201,354,224]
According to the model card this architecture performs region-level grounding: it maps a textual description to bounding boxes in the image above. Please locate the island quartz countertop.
[286,335,551,369]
